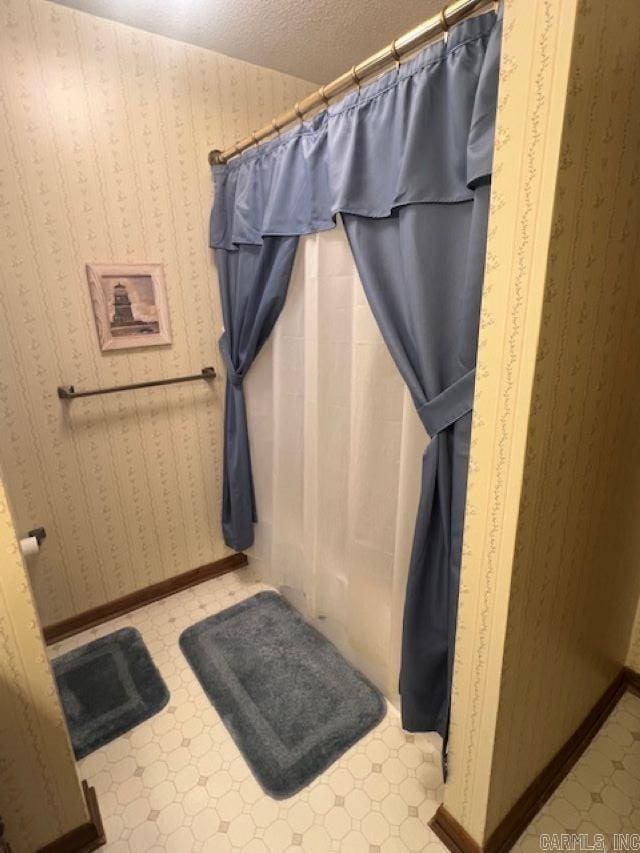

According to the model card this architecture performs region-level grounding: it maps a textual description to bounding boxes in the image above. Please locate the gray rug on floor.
[52,627,169,760]
[179,591,386,798]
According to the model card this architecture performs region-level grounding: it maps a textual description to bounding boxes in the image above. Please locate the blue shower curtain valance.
[211,11,499,251]
[210,7,502,744]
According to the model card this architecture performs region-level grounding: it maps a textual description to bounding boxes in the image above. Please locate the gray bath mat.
[52,627,169,759]
[179,591,385,798]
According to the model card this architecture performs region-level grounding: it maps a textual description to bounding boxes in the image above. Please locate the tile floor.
[49,567,447,853]
[515,690,640,850]
[49,567,640,852]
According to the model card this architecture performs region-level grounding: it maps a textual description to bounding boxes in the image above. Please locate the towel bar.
[57,366,216,399]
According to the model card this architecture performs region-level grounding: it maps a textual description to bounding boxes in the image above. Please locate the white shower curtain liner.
[244,220,425,702]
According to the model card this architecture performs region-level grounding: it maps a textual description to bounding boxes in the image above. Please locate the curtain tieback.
[219,332,244,387]
[418,368,476,438]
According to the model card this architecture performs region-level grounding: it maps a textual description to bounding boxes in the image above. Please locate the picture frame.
[86,263,172,351]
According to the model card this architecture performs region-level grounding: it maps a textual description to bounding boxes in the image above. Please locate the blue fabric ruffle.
[210,10,499,250]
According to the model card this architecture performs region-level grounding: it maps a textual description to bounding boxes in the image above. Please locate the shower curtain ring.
[390,39,401,71]
[440,8,450,44]
[351,65,361,91]
[251,132,259,149]
[319,85,329,107]
[272,119,281,137]
[294,102,304,125]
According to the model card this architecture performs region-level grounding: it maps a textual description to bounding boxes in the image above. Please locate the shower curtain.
[245,222,425,700]
[211,9,502,740]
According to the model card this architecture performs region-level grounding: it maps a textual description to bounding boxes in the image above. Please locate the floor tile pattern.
[515,690,640,849]
[50,568,447,852]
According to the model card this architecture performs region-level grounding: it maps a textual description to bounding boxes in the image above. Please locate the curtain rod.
[208,0,493,166]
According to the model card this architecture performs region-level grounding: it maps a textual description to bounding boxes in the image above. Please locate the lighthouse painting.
[86,263,172,351]
[112,282,136,326]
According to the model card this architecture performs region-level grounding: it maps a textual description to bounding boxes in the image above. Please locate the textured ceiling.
[46,0,445,83]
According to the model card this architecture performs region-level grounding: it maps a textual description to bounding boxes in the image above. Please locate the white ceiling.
[47,0,445,83]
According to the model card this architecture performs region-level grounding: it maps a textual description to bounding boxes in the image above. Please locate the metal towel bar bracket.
[57,366,216,400]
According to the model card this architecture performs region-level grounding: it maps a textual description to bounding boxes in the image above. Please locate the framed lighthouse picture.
[86,263,172,351]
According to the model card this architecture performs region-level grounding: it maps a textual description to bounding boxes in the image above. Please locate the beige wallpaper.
[485,0,640,833]
[443,0,579,839]
[0,468,88,851]
[0,0,312,626]
[446,0,640,843]
[628,604,640,672]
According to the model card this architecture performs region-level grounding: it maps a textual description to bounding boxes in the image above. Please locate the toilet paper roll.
[19,536,40,556]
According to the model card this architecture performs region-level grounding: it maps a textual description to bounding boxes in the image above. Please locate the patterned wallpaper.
[628,605,640,672]
[0,0,312,626]
[445,0,640,843]
[485,0,640,833]
[0,469,88,851]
